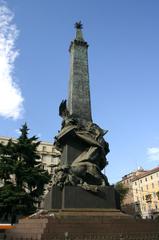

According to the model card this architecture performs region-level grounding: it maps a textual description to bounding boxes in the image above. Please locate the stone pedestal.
[6,211,159,240]
[44,186,120,210]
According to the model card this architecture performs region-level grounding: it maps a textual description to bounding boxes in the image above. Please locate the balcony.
[151,208,159,214]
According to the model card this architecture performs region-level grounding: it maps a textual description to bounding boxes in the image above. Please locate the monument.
[6,23,159,240]
[44,21,119,210]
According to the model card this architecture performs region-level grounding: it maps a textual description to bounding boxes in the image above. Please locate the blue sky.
[0,0,159,183]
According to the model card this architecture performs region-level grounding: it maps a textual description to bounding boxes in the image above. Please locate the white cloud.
[147,147,159,161]
[0,1,24,119]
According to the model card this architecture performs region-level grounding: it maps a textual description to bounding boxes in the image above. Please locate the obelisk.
[68,21,92,122]
[44,22,116,210]
[58,22,94,166]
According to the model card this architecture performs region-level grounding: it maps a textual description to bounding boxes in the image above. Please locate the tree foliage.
[114,182,129,205]
[0,123,51,222]
[156,191,159,200]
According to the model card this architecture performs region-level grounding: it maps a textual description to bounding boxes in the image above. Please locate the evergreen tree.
[0,123,51,222]
[0,139,15,184]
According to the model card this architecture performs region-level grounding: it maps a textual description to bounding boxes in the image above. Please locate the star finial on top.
[75,21,83,29]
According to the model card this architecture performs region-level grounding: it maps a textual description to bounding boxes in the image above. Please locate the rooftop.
[132,166,159,181]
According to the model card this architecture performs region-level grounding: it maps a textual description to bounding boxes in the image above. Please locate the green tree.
[0,123,51,222]
[0,139,15,183]
[156,191,159,200]
[115,182,129,205]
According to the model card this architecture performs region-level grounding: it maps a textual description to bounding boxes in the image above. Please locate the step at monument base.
[6,209,159,240]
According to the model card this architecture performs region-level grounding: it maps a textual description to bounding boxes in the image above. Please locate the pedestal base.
[43,185,120,210]
[6,210,159,240]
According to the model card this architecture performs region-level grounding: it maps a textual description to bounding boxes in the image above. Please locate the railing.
[150,208,159,213]
[0,224,15,229]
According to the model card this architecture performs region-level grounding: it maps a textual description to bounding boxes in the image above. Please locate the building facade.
[120,168,147,215]
[0,136,60,175]
[132,167,159,219]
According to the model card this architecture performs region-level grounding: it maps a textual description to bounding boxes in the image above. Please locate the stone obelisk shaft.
[67,25,92,122]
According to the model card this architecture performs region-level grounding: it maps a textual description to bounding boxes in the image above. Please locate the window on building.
[148,203,152,210]
[140,180,142,183]
[146,185,148,190]
[145,177,147,182]
[152,183,154,188]
[141,187,143,192]
[42,146,46,152]
[50,167,54,174]
[157,192,159,200]
[156,173,158,177]
[151,176,153,180]
[136,189,138,193]
[142,205,146,211]
[135,182,137,185]
[41,164,45,170]
[143,196,144,200]
[51,157,54,163]
[153,192,156,198]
